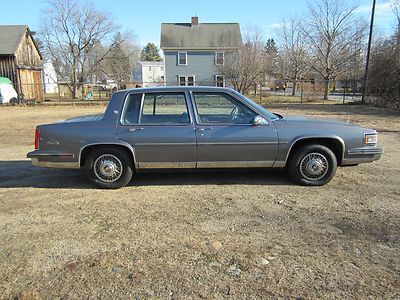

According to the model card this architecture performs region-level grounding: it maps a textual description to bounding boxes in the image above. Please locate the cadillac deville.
[27,87,383,189]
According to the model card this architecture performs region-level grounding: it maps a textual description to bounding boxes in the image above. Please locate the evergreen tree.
[140,42,162,61]
[263,38,279,77]
[263,38,278,55]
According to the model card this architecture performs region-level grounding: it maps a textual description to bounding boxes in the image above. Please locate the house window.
[178,52,187,65]
[178,75,195,86]
[179,76,186,86]
[215,52,224,65]
[216,75,224,87]
[149,66,152,71]
[187,76,195,86]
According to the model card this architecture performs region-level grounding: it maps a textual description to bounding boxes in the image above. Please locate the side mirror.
[252,115,268,126]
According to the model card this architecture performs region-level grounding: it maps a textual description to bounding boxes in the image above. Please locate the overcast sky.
[1,0,398,47]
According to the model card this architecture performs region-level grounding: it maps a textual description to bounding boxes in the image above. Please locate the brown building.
[0,25,43,101]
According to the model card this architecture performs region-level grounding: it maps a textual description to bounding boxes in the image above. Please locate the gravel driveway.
[0,104,399,299]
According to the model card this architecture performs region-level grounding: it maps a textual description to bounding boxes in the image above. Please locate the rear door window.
[140,93,190,124]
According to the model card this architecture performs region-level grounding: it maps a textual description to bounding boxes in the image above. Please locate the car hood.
[57,114,104,123]
[277,114,361,128]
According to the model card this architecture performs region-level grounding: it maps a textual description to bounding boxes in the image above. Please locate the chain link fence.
[5,79,363,105]
[249,79,362,105]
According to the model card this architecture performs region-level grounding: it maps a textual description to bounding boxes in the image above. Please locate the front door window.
[192,92,256,124]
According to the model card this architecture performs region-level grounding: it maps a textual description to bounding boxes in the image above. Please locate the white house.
[133,61,164,87]
[42,60,58,94]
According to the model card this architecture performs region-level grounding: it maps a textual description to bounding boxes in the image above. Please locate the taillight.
[34,128,40,150]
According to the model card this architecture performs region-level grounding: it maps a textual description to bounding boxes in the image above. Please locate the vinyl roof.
[160,23,242,49]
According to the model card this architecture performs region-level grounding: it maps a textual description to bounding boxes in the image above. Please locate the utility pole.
[361,0,376,104]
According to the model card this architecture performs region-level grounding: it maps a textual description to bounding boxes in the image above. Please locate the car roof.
[115,86,236,95]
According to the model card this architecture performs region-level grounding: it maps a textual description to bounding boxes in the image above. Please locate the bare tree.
[215,30,265,94]
[40,0,122,98]
[102,32,140,88]
[303,0,366,99]
[276,18,309,96]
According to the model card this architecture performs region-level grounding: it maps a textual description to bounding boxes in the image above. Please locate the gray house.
[160,17,242,87]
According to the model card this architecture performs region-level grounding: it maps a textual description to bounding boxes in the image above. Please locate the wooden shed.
[0,25,43,101]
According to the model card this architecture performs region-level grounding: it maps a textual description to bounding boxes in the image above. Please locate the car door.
[191,92,278,168]
[117,91,196,169]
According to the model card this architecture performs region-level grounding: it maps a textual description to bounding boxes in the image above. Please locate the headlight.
[364,133,378,145]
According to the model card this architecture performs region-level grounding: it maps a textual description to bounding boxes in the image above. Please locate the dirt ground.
[0,103,399,299]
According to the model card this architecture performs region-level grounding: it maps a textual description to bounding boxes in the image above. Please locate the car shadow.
[0,160,292,189]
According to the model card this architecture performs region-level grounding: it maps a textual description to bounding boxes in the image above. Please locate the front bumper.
[27,150,80,169]
[341,146,384,166]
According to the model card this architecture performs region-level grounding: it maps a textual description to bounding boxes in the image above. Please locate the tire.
[287,144,337,186]
[84,147,133,189]
[9,97,18,105]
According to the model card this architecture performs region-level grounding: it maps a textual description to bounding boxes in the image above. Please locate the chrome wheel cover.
[299,152,329,181]
[94,154,123,183]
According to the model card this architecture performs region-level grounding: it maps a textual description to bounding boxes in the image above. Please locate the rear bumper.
[341,146,384,166]
[27,150,80,169]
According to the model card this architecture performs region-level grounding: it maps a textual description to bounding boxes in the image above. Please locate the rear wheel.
[85,147,133,189]
[287,144,337,186]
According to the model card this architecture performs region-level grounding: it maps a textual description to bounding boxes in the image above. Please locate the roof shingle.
[160,23,242,49]
[0,25,28,55]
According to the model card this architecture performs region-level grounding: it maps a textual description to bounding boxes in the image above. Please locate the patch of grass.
[247,94,332,106]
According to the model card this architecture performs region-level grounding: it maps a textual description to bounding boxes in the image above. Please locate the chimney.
[191,16,199,28]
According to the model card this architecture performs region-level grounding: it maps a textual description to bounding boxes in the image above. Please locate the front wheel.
[287,144,337,186]
[85,147,133,189]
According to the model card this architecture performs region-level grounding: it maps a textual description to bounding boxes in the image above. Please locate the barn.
[0,25,43,101]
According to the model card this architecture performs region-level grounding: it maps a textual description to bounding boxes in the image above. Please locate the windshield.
[231,90,280,121]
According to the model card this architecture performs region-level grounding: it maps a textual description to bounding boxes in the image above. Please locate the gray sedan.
[27,87,383,189]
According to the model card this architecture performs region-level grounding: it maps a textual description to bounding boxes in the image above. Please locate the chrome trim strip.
[347,147,384,155]
[197,161,274,168]
[138,93,145,124]
[135,142,196,146]
[139,162,196,169]
[31,158,80,169]
[197,141,278,146]
[272,161,286,168]
[28,153,75,158]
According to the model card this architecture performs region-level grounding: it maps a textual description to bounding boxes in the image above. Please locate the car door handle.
[128,127,144,132]
[198,127,213,132]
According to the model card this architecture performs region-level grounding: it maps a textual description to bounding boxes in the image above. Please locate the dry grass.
[0,104,399,299]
